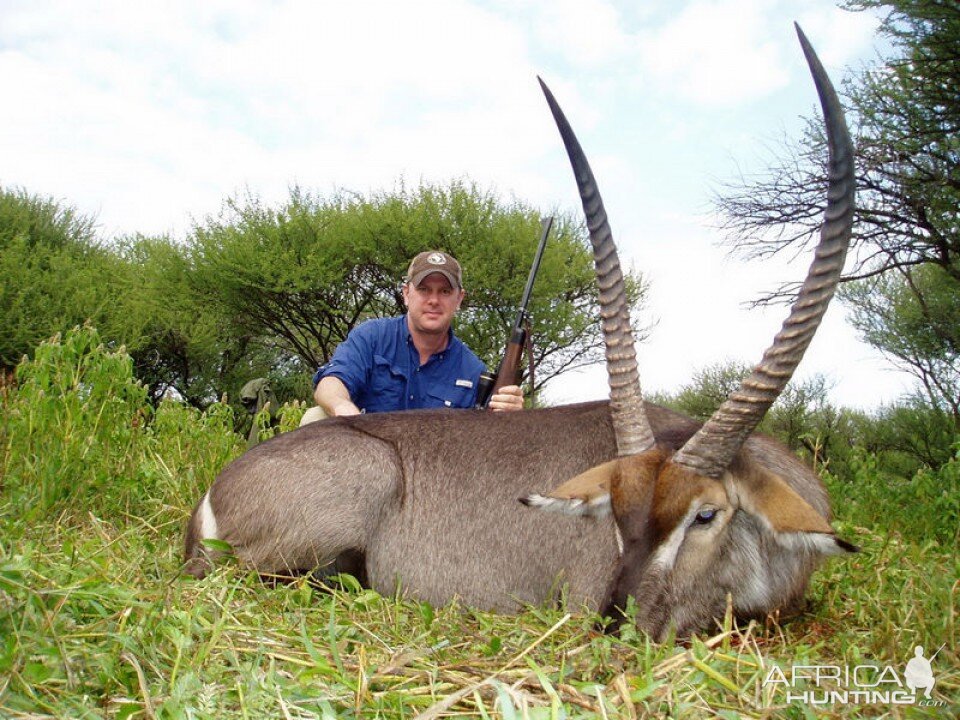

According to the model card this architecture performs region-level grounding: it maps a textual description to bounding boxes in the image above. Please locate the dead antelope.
[185,25,857,640]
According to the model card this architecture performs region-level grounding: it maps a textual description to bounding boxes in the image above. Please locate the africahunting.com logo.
[763,644,948,708]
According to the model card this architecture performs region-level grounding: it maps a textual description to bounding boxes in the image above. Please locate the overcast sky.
[1,0,913,409]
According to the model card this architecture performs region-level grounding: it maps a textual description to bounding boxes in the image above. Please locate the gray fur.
[184,400,849,637]
[620,493,833,641]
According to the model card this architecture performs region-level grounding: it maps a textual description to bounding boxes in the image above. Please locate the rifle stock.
[491,326,527,395]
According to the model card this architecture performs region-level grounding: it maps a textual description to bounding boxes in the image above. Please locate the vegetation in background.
[111,234,271,410]
[653,357,958,486]
[0,181,645,412]
[189,181,647,396]
[843,264,960,428]
[0,187,121,371]
[1,325,243,520]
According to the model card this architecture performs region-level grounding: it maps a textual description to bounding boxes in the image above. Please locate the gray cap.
[405,251,463,290]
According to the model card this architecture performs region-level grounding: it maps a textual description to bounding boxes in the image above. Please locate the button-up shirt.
[313,315,485,413]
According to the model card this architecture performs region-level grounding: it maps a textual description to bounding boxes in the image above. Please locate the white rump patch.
[200,491,219,540]
[522,493,612,517]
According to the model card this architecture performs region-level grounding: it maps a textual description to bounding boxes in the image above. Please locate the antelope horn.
[539,77,655,457]
[672,24,856,478]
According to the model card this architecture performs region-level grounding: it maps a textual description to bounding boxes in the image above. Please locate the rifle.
[476,216,554,408]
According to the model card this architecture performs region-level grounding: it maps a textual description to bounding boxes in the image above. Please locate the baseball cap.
[405,251,463,290]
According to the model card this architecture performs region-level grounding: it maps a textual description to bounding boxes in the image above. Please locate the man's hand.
[330,400,361,417]
[489,384,524,412]
[315,376,362,417]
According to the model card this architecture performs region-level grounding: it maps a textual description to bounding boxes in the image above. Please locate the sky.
[0,0,914,410]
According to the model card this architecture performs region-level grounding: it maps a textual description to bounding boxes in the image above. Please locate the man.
[308,250,523,420]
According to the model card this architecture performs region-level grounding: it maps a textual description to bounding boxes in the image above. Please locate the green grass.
[1,328,957,718]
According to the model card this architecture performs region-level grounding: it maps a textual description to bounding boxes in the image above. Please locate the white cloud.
[794,3,881,69]
[0,0,547,235]
[630,0,879,107]
[530,0,632,68]
[635,0,789,105]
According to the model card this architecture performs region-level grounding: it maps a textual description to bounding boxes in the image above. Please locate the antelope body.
[185,26,857,640]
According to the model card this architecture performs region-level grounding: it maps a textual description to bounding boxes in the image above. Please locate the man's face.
[402,273,465,336]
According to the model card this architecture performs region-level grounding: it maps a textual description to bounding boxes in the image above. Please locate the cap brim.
[409,269,461,289]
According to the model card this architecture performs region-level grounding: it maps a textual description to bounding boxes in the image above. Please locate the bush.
[825,443,960,547]
[0,187,120,370]
[0,325,245,522]
[1,325,149,516]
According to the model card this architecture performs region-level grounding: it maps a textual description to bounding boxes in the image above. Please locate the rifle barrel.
[515,216,554,327]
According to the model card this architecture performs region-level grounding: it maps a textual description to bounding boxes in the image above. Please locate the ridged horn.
[672,24,856,478]
[539,77,655,457]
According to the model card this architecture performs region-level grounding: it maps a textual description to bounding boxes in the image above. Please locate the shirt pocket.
[369,354,407,410]
[424,382,476,409]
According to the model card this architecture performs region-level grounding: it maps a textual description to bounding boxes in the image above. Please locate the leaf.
[419,602,435,627]
[200,538,233,554]
[23,661,54,684]
[494,681,518,720]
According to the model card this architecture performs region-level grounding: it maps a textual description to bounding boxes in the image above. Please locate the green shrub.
[825,443,960,547]
[1,325,149,516]
[0,325,244,522]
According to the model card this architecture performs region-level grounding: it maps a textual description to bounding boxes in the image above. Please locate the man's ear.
[733,464,859,555]
[519,459,619,516]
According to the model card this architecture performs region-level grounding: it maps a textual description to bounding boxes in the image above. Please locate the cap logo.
[427,253,446,265]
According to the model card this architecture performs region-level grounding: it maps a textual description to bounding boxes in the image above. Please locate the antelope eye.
[694,508,717,525]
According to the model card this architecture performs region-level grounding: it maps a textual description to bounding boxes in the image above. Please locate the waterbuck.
[185,25,857,640]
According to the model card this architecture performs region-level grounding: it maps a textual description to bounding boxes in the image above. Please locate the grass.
[1,328,957,718]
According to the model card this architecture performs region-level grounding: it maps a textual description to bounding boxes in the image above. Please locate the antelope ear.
[519,459,618,517]
[734,465,858,555]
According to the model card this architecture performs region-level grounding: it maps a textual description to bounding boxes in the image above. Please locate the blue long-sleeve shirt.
[313,315,485,412]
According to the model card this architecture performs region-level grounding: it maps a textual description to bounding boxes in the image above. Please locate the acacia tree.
[111,235,278,408]
[716,0,958,287]
[844,264,959,424]
[0,187,120,370]
[713,0,959,424]
[188,180,646,396]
